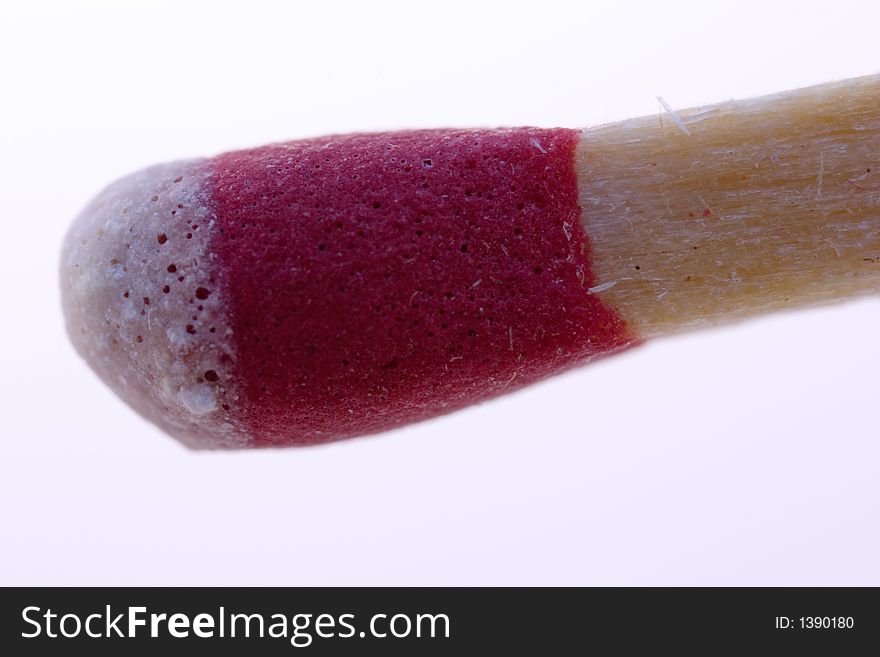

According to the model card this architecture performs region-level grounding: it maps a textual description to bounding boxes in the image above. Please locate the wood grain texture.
[577,75,880,337]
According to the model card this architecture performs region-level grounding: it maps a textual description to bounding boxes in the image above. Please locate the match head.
[61,129,632,448]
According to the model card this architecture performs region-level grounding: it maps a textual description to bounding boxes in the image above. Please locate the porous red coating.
[209,129,633,445]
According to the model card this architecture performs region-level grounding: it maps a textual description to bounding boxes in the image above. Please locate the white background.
[1,0,878,585]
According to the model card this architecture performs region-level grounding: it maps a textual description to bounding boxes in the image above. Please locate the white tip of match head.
[60,161,249,448]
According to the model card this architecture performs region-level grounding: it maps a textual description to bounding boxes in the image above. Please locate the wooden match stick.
[578,74,880,337]
[61,75,880,447]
